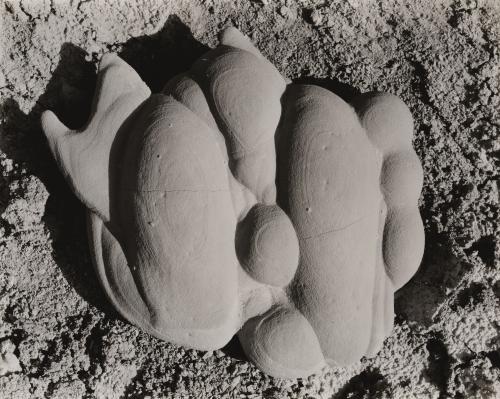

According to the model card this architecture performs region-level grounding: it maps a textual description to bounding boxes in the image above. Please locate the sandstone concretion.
[41,27,424,379]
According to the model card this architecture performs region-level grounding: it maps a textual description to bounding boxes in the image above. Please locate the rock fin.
[41,54,151,222]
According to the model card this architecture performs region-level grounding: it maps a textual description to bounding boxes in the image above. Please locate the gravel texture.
[0,0,499,398]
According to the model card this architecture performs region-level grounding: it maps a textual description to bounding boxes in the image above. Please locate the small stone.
[239,363,248,372]
[1,157,14,174]
[309,9,323,26]
[0,340,21,376]
[0,340,15,353]
[230,375,241,389]
[279,6,293,19]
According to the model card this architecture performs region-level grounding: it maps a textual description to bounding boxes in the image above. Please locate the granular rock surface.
[0,0,499,398]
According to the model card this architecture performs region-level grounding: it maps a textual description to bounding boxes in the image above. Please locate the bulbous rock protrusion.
[236,204,299,287]
[41,27,424,379]
[114,94,240,349]
[277,84,385,365]
[239,306,325,379]
[190,28,287,204]
[353,92,425,291]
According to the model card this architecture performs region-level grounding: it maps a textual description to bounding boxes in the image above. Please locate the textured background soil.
[0,0,499,398]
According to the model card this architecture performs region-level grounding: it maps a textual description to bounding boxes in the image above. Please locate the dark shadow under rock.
[119,15,210,92]
[221,335,248,362]
[395,232,470,326]
[334,368,389,399]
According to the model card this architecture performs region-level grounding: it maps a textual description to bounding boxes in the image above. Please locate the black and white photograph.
[0,0,499,397]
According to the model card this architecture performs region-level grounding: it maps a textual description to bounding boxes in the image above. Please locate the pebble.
[279,6,294,20]
[230,375,241,389]
[310,9,323,26]
[0,340,21,376]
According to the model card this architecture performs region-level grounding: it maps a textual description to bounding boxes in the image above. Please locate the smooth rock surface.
[40,27,424,378]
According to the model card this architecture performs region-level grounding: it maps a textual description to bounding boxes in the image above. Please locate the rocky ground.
[0,0,499,398]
